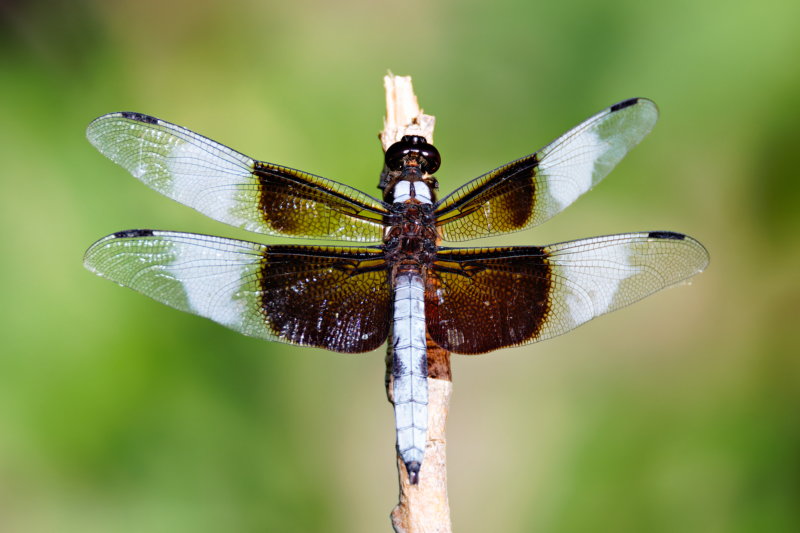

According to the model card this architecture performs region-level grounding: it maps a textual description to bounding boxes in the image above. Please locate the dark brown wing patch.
[254,162,389,241]
[426,247,552,354]
[434,155,539,241]
[257,245,392,353]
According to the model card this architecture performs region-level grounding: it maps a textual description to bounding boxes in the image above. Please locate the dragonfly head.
[385,135,441,175]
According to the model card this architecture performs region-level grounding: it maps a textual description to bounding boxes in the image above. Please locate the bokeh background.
[2,0,798,531]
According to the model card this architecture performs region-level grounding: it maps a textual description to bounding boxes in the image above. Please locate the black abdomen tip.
[406,461,421,485]
[648,231,685,240]
[610,98,639,112]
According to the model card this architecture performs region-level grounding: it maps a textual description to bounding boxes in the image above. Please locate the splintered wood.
[381,73,453,533]
[380,74,436,151]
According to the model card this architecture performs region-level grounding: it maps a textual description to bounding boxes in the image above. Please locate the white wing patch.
[84,232,269,338]
[161,238,254,327]
[537,232,708,341]
[166,136,254,228]
[548,235,641,327]
[535,100,659,215]
[539,128,609,212]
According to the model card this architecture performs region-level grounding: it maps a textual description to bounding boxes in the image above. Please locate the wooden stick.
[380,73,453,533]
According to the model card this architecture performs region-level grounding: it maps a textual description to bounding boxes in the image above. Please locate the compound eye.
[385,139,410,171]
[420,145,441,174]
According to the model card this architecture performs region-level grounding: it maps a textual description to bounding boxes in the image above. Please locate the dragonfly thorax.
[383,203,437,267]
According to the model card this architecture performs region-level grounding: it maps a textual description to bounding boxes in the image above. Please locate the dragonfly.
[84,98,709,484]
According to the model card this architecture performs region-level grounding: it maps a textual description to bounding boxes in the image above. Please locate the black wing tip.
[406,461,421,485]
[119,111,159,124]
[648,230,686,240]
[112,229,156,239]
[610,98,640,113]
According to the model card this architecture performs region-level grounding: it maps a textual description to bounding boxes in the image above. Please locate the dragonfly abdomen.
[391,270,428,484]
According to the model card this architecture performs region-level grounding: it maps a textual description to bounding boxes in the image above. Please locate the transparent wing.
[87,113,389,242]
[435,98,659,241]
[426,231,709,354]
[84,230,391,353]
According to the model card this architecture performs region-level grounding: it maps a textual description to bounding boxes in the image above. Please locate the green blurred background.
[1,0,798,531]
